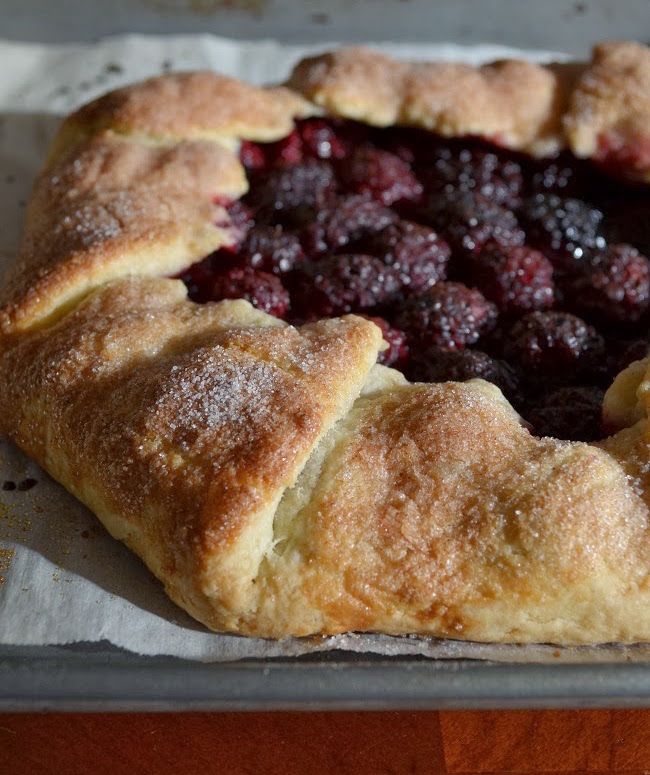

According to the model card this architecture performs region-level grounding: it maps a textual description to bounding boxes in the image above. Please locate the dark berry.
[271,130,303,165]
[519,193,606,269]
[468,243,554,316]
[179,259,216,303]
[504,311,604,384]
[561,243,650,326]
[423,191,525,257]
[238,225,305,275]
[298,119,347,160]
[526,154,585,197]
[423,144,523,207]
[301,194,398,254]
[365,221,450,293]
[528,386,604,442]
[338,146,423,206]
[406,347,520,401]
[602,337,650,384]
[290,254,401,318]
[246,160,336,226]
[222,201,254,242]
[604,198,650,256]
[393,282,498,351]
[239,140,267,170]
[208,267,289,318]
[364,316,409,368]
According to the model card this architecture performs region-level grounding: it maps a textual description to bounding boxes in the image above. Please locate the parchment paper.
[1,34,647,663]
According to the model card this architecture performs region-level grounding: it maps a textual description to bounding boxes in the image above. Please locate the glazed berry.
[519,193,606,268]
[238,225,305,275]
[209,267,290,318]
[301,194,398,254]
[406,347,520,400]
[561,244,650,326]
[223,201,254,241]
[504,311,604,382]
[246,160,336,226]
[393,282,498,350]
[298,119,347,160]
[423,191,525,256]
[528,386,604,442]
[423,144,523,207]
[366,221,450,293]
[338,146,423,206]
[290,254,401,318]
[468,243,554,316]
[526,154,585,197]
[364,316,409,367]
[239,140,267,170]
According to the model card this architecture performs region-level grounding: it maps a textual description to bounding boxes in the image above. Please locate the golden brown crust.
[1,132,247,334]
[565,41,650,181]
[49,71,314,160]
[0,278,383,626]
[2,43,650,644]
[287,46,579,156]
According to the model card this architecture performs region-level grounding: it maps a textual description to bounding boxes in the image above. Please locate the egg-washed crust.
[0,43,650,643]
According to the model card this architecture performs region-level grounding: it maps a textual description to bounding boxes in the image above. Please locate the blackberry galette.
[1,42,650,643]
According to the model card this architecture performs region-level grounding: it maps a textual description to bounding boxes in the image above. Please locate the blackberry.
[301,194,398,254]
[423,190,525,257]
[208,267,290,318]
[238,225,305,275]
[504,311,604,385]
[338,145,423,206]
[423,144,523,207]
[290,254,401,318]
[528,385,604,442]
[365,221,450,293]
[526,154,586,197]
[245,160,336,226]
[406,347,520,402]
[561,243,650,326]
[239,140,267,170]
[468,243,554,316]
[519,193,606,268]
[364,316,409,368]
[298,119,347,160]
[393,282,498,351]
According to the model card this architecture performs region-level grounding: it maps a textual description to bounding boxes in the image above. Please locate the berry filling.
[177,119,650,443]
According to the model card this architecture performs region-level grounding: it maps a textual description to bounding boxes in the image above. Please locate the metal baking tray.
[2,644,650,711]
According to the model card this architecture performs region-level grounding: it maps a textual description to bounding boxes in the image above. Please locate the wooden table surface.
[1,710,649,774]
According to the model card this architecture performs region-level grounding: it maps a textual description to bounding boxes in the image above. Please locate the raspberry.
[561,243,650,326]
[238,225,304,275]
[406,347,520,401]
[504,311,604,384]
[468,243,555,316]
[393,282,498,350]
[423,191,525,256]
[528,386,604,442]
[338,146,423,206]
[365,221,450,293]
[208,267,290,318]
[423,144,523,207]
[290,254,400,318]
[246,160,336,226]
[301,194,398,254]
[519,193,606,268]
[364,316,409,368]
[298,119,347,160]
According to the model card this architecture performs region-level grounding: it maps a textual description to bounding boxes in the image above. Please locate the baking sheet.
[0,34,648,666]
